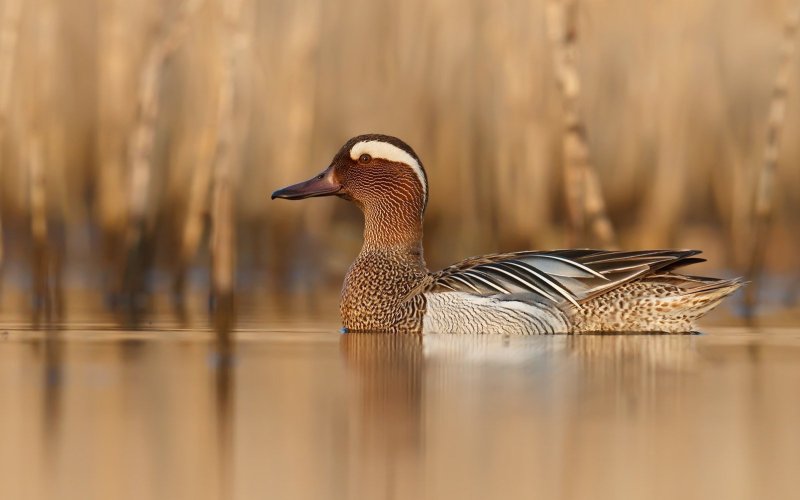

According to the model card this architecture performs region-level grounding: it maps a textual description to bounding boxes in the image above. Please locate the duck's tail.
[572,275,745,333]
[675,277,745,320]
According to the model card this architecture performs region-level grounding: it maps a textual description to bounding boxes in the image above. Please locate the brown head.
[272,134,429,251]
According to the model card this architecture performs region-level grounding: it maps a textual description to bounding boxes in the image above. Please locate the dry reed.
[0,0,23,269]
[210,0,247,332]
[743,5,800,316]
[96,0,142,302]
[27,0,63,323]
[546,0,616,248]
[178,127,215,284]
[126,0,201,248]
[28,136,51,320]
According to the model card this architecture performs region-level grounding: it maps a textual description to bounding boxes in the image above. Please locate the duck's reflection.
[339,333,426,497]
[339,331,701,496]
[339,332,425,444]
[340,331,700,393]
[340,333,699,434]
[419,333,698,369]
[566,334,699,371]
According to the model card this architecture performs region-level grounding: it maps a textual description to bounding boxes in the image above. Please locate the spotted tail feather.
[572,276,745,333]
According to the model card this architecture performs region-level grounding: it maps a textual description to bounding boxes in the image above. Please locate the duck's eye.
[359,154,372,164]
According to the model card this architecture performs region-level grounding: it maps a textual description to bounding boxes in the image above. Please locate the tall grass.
[0,0,797,320]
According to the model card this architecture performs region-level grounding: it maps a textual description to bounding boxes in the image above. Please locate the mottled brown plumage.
[272,135,744,334]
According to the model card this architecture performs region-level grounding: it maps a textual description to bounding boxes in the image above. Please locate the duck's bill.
[271,170,342,200]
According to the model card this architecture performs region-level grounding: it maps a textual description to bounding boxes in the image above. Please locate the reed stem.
[743,5,800,317]
[546,0,616,248]
[0,0,23,269]
[28,135,52,322]
[211,0,246,332]
[178,127,216,285]
[126,0,202,250]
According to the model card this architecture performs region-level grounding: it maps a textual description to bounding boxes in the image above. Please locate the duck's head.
[271,134,428,217]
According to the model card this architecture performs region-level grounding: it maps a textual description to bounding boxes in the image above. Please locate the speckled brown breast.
[340,249,427,333]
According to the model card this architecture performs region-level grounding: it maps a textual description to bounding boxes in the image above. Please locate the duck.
[272,134,743,334]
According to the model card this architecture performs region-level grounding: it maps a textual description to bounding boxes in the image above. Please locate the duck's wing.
[410,249,704,308]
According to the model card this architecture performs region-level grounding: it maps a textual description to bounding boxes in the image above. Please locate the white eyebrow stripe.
[349,140,427,200]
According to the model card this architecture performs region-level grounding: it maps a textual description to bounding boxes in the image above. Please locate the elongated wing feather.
[415,249,703,309]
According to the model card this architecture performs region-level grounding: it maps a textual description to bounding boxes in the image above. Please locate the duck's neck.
[340,203,428,331]
[360,203,425,266]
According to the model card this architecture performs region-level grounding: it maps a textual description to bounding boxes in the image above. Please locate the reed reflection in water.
[0,326,798,500]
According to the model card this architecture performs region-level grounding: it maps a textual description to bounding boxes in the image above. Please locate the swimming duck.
[272,134,743,334]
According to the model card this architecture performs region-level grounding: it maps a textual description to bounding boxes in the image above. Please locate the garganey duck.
[272,134,743,334]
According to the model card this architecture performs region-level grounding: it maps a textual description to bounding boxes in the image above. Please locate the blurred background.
[2,3,800,500]
[0,0,798,325]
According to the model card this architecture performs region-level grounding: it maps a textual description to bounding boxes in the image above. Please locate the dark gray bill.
[271,168,341,200]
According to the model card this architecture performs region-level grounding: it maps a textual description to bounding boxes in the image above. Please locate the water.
[1,314,799,500]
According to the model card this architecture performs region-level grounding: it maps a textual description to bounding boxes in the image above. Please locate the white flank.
[349,140,427,200]
[422,291,571,335]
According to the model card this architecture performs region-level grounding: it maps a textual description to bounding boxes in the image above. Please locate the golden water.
[1,311,798,500]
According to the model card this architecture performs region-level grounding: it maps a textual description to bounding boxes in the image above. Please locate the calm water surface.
[1,307,799,500]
